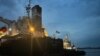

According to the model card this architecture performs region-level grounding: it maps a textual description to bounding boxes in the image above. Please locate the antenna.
[26,0,31,18]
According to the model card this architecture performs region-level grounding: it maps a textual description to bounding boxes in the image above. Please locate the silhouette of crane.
[0,17,13,26]
[0,17,17,35]
[26,0,32,18]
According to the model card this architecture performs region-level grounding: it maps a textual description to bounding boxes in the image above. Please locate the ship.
[0,0,85,56]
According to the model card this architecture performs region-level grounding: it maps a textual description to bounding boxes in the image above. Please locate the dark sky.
[0,0,100,47]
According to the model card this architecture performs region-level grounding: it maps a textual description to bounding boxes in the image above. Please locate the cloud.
[0,0,17,7]
[0,0,100,47]
[0,0,25,20]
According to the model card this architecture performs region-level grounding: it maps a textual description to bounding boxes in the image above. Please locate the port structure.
[0,2,47,38]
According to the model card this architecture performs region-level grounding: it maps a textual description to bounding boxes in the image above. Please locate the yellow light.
[29,26,35,33]
[44,30,48,37]
[0,31,5,38]
[0,31,3,35]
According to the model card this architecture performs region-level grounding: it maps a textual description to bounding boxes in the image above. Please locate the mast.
[26,0,31,18]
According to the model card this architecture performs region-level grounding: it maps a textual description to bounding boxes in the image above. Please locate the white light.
[9,28,12,31]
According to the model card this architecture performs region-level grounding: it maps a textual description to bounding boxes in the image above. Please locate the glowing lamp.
[44,30,48,37]
[9,28,12,31]
[29,27,35,33]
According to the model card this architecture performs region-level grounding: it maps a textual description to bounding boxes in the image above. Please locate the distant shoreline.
[78,47,100,49]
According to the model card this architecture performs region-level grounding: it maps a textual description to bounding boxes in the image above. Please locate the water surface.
[84,49,100,56]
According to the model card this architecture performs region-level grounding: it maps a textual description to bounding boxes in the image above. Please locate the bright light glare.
[29,26,35,33]
[9,28,12,31]
[0,31,5,38]
[44,30,48,37]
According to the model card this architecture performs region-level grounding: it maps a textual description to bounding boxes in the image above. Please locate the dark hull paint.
[0,35,85,56]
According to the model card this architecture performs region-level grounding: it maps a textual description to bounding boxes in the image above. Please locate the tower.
[32,5,42,30]
[31,5,45,37]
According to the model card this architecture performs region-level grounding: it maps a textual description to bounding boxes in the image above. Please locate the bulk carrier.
[0,0,85,56]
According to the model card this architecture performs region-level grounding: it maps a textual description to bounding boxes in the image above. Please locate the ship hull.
[0,35,85,56]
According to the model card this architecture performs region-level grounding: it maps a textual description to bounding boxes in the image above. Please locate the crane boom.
[0,17,13,25]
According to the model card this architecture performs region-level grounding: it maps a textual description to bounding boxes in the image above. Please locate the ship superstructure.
[63,35,77,50]
[17,5,45,37]
[0,5,46,37]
